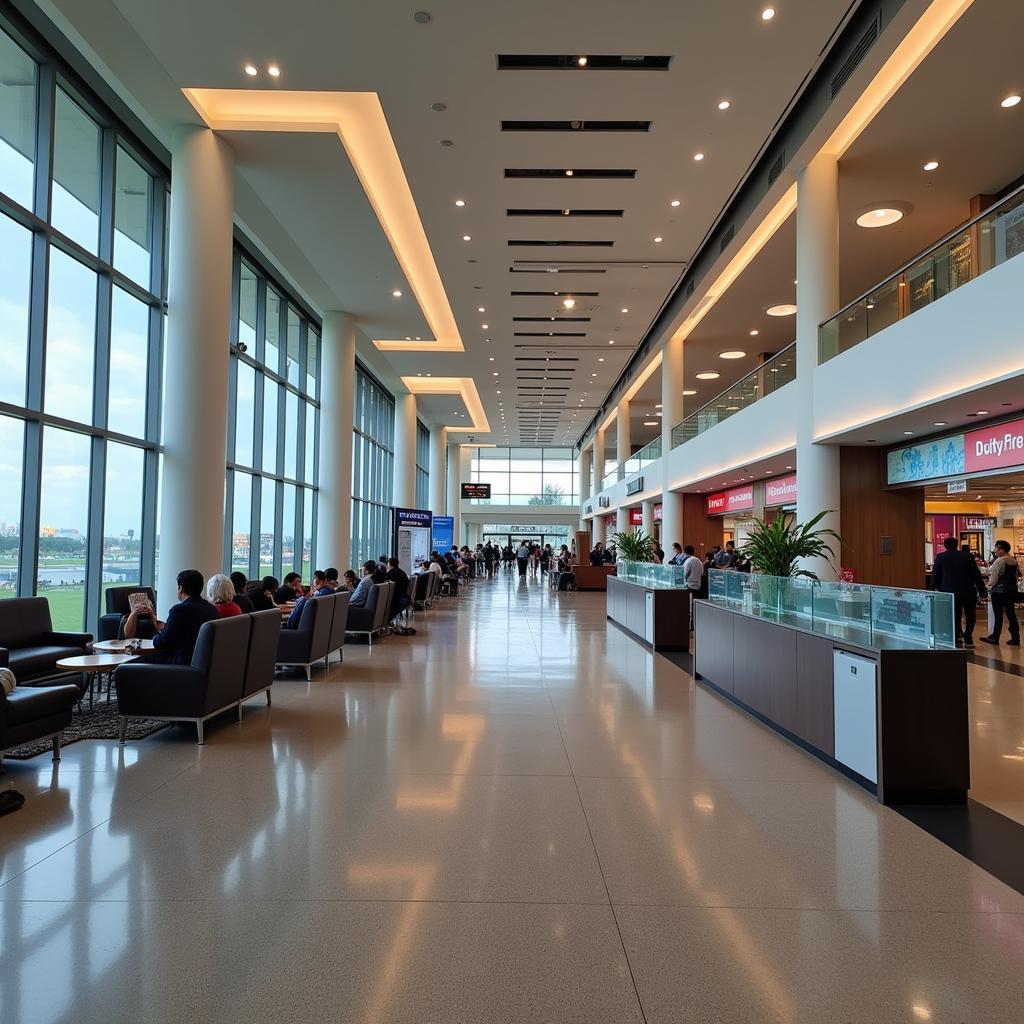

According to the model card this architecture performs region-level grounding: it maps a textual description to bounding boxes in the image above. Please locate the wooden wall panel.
[681,493,723,556]
[839,447,925,588]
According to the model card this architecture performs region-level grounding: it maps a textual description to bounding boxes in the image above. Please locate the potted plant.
[611,529,657,565]
[741,511,843,617]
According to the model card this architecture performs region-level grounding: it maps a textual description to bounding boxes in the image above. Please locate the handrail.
[818,182,1024,328]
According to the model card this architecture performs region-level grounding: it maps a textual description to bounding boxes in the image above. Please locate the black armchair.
[98,586,157,642]
[346,582,393,645]
[1,682,81,769]
[0,598,92,686]
[239,609,280,716]
[115,615,251,744]
[326,592,351,665]
[276,595,332,679]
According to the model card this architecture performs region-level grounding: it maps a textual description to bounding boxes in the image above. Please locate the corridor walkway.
[2,573,1024,1022]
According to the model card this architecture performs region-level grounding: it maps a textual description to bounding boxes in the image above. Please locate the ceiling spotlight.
[719,350,746,359]
[977,409,989,415]
[577,56,588,67]
[922,160,939,171]
[621,307,629,313]
[481,323,488,329]
[267,65,281,78]
[455,199,466,207]
[488,356,494,361]
[565,169,574,177]
[766,303,797,316]
[643,420,658,426]
[718,100,731,110]
[477,306,485,312]
[462,234,472,241]
[903,431,913,436]
[1001,94,1022,108]
[856,207,905,228]
[670,199,681,207]
[598,357,604,362]
[492,371,499,376]
[244,64,258,76]
[608,339,615,344]
[683,389,697,396]
[761,7,776,20]
[562,297,576,309]
[749,329,759,336]
[430,101,447,112]
[693,152,704,162]
[696,371,720,380]
[392,289,402,298]
[654,236,663,243]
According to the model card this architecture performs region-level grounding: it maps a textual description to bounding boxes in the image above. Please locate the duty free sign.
[965,416,1024,473]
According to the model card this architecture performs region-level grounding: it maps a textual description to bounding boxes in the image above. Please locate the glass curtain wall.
[351,366,394,566]
[226,250,319,584]
[0,19,167,631]
[468,448,578,505]
[415,419,430,510]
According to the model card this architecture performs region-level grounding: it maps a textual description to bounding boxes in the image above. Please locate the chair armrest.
[276,630,311,662]
[114,663,207,718]
[0,647,8,668]
[97,614,123,643]
[46,631,94,648]
[346,608,372,630]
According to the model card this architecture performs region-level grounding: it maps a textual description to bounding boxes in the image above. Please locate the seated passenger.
[282,571,304,598]
[349,561,380,608]
[149,569,220,665]
[384,557,411,619]
[230,571,255,613]
[247,576,278,612]
[589,543,605,566]
[206,573,242,618]
[340,570,358,592]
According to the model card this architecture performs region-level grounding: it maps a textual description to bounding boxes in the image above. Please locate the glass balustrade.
[819,185,1024,361]
[616,558,688,589]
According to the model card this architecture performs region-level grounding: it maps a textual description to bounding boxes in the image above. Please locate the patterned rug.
[4,700,169,760]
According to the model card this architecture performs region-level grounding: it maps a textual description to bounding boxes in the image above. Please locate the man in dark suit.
[149,569,220,664]
[384,558,411,622]
[932,536,987,647]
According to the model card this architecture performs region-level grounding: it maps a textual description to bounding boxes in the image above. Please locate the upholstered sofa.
[0,681,82,768]
[0,598,93,686]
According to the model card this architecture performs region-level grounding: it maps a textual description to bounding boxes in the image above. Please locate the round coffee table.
[57,653,139,709]
[92,639,155,654]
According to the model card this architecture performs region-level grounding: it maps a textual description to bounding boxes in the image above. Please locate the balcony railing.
[623,435,662,480]
[670,344,796,448]
[819,185,1024,362]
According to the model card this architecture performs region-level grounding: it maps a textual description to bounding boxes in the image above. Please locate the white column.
[661,332,685,550]
[593,514,606,545]
[617,400,631,465]
[593,427,606,494]
[392,391,417,509]
[428,426,447,514]
[642,499,655,537]
[317,311,357,571]
[616,507,629,534]
[458,446,472,546]
[579,446,593,530]
[158,125,233,614]
[796,153,841,580]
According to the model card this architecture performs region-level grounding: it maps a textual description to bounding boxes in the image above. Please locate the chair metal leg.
[304,665,311,681]
[196,720,205,745]
[118,717,128,744]
[52,735,61,762]
[237,702,244,721]
[265,689,272,707]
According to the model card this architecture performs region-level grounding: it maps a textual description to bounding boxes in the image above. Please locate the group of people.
[932,537,1020,647]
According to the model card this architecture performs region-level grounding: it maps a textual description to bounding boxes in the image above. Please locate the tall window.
[468,448,579,506]
[351,366,394,566]
[415,419,430,510]
[226,250,319,583]
[0,21,166,630]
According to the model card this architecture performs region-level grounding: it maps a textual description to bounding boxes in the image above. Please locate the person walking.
[516,540,530,578]
[932,535,987,647]
[981,540,1020,646]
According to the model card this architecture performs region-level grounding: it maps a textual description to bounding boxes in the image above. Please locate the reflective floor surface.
[2,571,1024,1023]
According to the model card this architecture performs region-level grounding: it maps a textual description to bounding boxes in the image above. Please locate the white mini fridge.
[833,652,878,784]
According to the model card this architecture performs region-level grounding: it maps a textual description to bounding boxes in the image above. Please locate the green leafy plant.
[611,529,657,563]
[741,511,843,581]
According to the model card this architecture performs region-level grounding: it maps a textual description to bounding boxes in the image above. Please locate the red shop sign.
[629,508,643,526]
[654,503,663,522]
[764,473,798,507]
[965,416,1024,473]
[706,485,753,516]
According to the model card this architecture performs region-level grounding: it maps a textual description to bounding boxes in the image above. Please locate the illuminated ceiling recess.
[182,88,463,353]
[400,377,491,433]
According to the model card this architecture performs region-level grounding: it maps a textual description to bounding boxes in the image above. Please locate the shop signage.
[629,508,643,526]
[625,476,644,496]
[931,514,955,552]
[598,496,611,508]
[461,483,491,499]
[887,435,965,485]
[394,507,431,528]
[946,479,968,494]
[960,516,996,530]
[764,473,798,507]
[431,515,454,552]
[584,502,593,514]
[706,485,753,516]
[964,416,1024,473]
[654,503,663,522]
[840,567,856,583]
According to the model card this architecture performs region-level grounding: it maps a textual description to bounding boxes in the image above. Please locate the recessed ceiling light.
[670,199,681,207]
[683,388,697,396]
[693,153,704,162]
[719,350,746,360]
[565,169,574,177]
[492,371,499,376]
[496,390,501,394]
[392,289,402,298]
[977,409,989,415]
[591,372,597,376]
[621,307,629,313]
[598,357,604,362]
[244,64,258,76]
[1001,94,1022,108]
[903,430,913,436]
[718,100,731,110]
[749,329,759,336]
[267,64,281,78]
[643,420,658,426]
[761,7,776,21]
[934,421,946,426]
[488,356,494,361]
[481,323,489,329]
[766,303,797,316]
[608,339,615,344]
[477,306,485,312]
[654,236,663,243]
[563,297,576,309]
[577,56,588,67]
[696,371,720,380]
[655,403,662,408]
[725,406,740,412]
[462,234,472,241]
[922,160,939,172]
[856,207,904,228]
[455,199,466,207]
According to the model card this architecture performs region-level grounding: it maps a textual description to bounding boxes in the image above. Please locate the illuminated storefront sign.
[764,473,797,507]
[706,485,753,516]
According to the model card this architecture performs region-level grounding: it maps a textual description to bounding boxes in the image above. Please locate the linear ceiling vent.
[831,13,880,100]
[504,168,637,179]
[501,120,651,132]
[511,291,599,298]
[719,225,735,254]
[768,149,786,184]
[509,267,607,274]
[508,239,614,247]
[514,331,587,337]
[513,316,590,322]
[507,209,623,218]
[497,55,671,71]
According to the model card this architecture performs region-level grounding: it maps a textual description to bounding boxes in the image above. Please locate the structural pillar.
[579,446,593,530]
[428,426,447,515]
[593,514,606,545]
[796,152,841,580]
[616,400,631,466]
[317,311,357,571]
[616,506,629,535]
[158,125,234,613]
[642,499,655,537]
[392,391,417,509]
[661,331,685,549]
[593,427,606,494]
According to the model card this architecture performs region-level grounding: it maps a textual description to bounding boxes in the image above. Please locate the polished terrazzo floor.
[2,571,1024,1023]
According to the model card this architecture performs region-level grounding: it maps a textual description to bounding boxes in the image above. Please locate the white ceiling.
[41,0,856,442]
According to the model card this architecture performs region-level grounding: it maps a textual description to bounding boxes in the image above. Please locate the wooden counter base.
[607,576,690,652]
